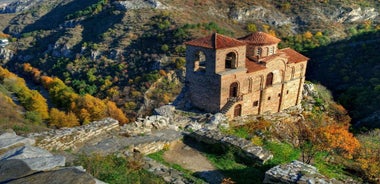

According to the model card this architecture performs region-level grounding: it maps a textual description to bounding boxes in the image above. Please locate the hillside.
[306,31,380,128]
[0,0,379,124]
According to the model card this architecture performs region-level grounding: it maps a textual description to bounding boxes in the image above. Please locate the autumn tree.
[49,108,79,128]
[317,124,360,158]
[106,101,128,125]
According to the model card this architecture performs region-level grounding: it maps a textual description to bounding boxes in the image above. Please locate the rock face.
[0,132,104,184]
[28,118,119,151]
[0,146,66,182]
[113,0,166,11]
[0,0,42,13]
[188,129,273,165]
[0,47,14,64]
[263,160,343,184]
[0,131,35,151]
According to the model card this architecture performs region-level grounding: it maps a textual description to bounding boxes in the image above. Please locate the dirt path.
[163,140,224,184]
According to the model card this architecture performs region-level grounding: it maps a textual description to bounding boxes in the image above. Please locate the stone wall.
[187,129,273,165]
[28,118,119,151]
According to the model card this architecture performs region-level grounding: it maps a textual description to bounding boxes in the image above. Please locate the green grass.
[313,152,345,179]
[76,154,165,184]
[147,150,205,184]
[264,141,301,166]
[205,151,265,184]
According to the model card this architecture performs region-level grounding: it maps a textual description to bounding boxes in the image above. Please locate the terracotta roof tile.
[280,48,309,63]
[239,32,281,45]
[246,58,266,73]
[185,33,246,49]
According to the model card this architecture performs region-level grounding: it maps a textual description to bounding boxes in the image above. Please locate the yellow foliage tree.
[49,108,79,128]
[303,31,313,39]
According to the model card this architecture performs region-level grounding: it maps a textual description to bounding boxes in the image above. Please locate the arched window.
[225,52,237,69]
[194,51,206,72]
[266,72,273,87]
[230,82,239,98]
[248,77,253,93]
[234,104,242,117]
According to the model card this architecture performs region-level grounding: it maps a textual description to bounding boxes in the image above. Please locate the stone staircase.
[219,96,243,114]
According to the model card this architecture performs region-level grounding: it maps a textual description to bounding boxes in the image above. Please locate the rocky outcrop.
[0,0,42,14]
[122,105,230,136]
[0,47,14,64]
[263,160,343,184]
[114,0,166,11]
[0,131,35,151]
[28,118,119,151]
[188,129,273,165]
[229,5,292,27]
[338,7,379,23]
[0,132,104,184]
[0,146,66,182]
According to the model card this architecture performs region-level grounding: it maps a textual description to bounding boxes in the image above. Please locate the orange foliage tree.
[317,124,360,158]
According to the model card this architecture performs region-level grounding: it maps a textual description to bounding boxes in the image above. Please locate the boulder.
[207,113,229,129]
[263,160,343,184]
[154,105,176,118]
[0,146,65,182]
[0,131,35,151]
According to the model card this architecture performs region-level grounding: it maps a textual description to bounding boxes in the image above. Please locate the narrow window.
[266,72,273,87]
[278,93,281,97]
[286,90,289,94]
[248,78,253,93]
[268,96,271,101]
[291,67,295,79]
[256,47,262,57]
[225,52,237,69]
[269,47,274,55]
[253,100,259,107]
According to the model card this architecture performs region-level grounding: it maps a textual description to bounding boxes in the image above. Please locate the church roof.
[185,33,246,49]
[239,32,281,45]
[280,48,309,63]
[246,58,266,73]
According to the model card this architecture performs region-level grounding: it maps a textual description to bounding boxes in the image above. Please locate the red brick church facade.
[185,32,309,118]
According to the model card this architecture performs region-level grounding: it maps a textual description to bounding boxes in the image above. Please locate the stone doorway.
[234,104,241,117]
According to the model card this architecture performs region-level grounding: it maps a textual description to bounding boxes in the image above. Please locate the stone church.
[185,32,309,118]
